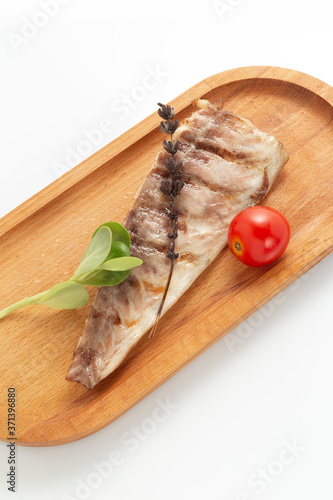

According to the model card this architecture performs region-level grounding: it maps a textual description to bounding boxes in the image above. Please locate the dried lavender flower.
[163,138,179,155]
[157,103,175,120]
[158,119,179,135]
[150,103,184,337]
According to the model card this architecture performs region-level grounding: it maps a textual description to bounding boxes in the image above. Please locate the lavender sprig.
[149,103,184,337]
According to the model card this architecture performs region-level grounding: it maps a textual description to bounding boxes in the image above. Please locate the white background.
[1,0,333,499]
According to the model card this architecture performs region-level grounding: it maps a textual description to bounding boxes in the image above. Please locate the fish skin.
[66,99,289,389]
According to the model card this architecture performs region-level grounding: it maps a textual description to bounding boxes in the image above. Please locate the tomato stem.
[234,241,241,251]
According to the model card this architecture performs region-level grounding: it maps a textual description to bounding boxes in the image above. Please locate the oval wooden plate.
[1,66,333,446]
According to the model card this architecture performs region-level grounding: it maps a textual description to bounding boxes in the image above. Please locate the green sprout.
[0,222,142,320]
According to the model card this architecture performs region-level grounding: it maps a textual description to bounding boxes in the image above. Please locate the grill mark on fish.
[181,134,257,165]
[181,172,256,196]
[142,281,165,294]
[130,233,169,258]
[126,274,141,289]
[111,311,121,326]
[125,319,139,328]
[175,211,188,234]
[66,98,289,389]
[178,252,196,263]
[250,169,270,202]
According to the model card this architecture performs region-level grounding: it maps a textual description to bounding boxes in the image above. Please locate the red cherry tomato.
[228,206,291,267]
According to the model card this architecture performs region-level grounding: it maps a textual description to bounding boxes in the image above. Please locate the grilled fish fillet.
[66,99,289,389]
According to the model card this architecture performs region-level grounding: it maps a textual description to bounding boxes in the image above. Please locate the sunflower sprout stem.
[0,291,47,319]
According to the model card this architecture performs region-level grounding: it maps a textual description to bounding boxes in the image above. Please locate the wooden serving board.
[1,66,333,446]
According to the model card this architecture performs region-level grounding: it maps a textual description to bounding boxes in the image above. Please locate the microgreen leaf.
[92,222,131,248]
[108,240,130,260]
[100,257,143,272]
[73,226,112,279]
[32,281,89,309]
[79,269,131,287]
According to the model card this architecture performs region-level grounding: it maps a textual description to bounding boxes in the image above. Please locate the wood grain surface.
[0,66,332,446]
